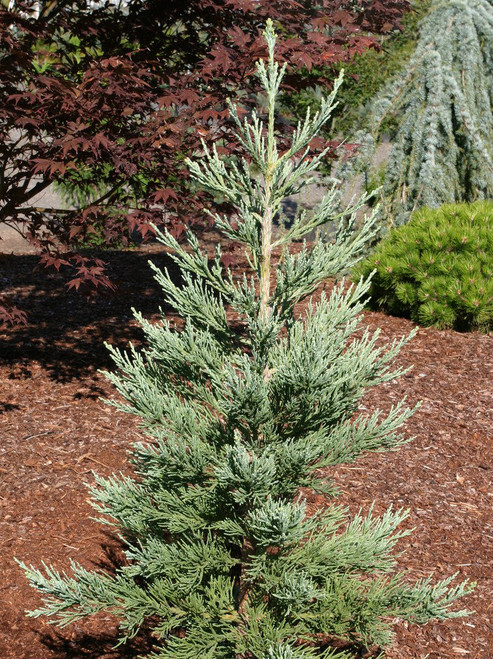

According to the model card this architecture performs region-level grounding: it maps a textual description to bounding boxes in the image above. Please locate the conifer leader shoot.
[19,21,474,659]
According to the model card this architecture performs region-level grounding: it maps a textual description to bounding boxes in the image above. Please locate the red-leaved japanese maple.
[0,0,411,321]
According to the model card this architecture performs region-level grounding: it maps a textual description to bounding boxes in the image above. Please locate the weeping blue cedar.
[341,0,493,226]
[18,21,474,659]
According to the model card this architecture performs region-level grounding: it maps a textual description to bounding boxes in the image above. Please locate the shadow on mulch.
[38,629,157,659]
[35,531,159,658]
[0,401,20,412]
[0,248,180,382]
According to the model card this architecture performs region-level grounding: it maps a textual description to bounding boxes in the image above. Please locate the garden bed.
[0,242,492,658]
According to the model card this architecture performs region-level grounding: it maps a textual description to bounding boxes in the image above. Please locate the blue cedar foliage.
[344,0,493,225]
[19,22,474,659]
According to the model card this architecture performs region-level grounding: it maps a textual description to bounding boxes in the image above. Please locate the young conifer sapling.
[19,21,474,659]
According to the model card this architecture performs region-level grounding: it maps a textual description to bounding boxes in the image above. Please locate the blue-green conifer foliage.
[344,0,493,225]
[19,22,474,659]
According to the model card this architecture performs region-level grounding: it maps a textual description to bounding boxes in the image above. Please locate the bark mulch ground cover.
[0,242,492,659]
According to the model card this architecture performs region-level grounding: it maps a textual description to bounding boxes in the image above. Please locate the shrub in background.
[19,24,473,659]
[356,201,493,331]
[282,1,429,142]
[330,0,432,136]
[342,0,493,226]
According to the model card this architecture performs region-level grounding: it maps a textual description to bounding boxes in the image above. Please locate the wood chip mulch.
[0,243,492,659]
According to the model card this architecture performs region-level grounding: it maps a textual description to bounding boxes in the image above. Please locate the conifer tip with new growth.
[19,20,474,659]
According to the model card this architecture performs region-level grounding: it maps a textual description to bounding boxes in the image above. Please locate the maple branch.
[83,181,124,209]
[1,219,30,238]
[0,178,52,223]
[23,177,53,202]
[18,181,126,238]
[0,137,26,195]
[38,0,75,21]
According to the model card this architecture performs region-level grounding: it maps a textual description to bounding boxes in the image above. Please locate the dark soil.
[1,242,492,658]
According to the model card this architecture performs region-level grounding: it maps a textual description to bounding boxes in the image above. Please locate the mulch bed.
[1,242,492,659]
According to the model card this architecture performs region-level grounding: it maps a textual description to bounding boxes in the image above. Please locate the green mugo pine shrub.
[355,201,493,331]
[340,0,493,226]
[19,23,474,659]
